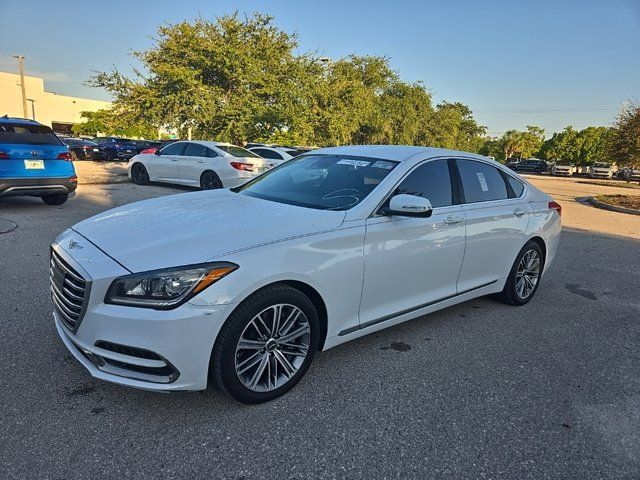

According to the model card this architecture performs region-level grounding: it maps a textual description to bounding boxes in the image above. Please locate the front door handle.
[513,207,528,217]
[444,215,463,225]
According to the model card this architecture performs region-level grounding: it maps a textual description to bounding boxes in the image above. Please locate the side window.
[184,142,208,157]
[394,159,453,208]
[206,148,219,158]
[505,175,525,197]
[457,159,509,203]
[161,142,186,156]
[257,149,284,160]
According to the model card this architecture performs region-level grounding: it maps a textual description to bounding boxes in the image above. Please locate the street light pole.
[13,55,28,119]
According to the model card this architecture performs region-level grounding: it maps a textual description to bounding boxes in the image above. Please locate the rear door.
[146,141,185,182]
[455,159,530,292]
[179,142,220,186]
[0,122,73,179]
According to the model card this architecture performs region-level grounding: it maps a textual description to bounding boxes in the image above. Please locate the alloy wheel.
[515,250,540,299]
[234,304,311,392]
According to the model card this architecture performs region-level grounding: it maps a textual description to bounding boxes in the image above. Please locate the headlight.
[105,262,238,309]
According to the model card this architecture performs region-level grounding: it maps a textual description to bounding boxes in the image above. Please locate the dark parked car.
[62,138,107,161]
[92,137,139,161]
[512,159,548,174]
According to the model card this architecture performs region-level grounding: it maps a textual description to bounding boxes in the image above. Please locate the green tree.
[608,103,640,168]
[88,13,485,149]
[71,109,158,138]
[499,126,545,160]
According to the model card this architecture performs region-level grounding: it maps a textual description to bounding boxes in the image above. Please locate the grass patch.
[596,195,640,210]
[578,180,640,190]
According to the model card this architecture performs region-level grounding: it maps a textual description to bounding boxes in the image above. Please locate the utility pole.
[13,55,28,118]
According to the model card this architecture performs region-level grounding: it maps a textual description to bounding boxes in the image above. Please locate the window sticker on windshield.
[371,160,395,170]
[337,159,371,167]
[476,172,489,192]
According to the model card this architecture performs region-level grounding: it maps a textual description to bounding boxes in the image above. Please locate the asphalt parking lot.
[1,179,639,479]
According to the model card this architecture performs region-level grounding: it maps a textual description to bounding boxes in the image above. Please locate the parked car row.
[505,158,628,180]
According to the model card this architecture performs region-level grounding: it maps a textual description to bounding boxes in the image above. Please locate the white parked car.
[589,162,615,179]
[128,141,277,189]
[248,146,297,163]
[51,145,561,404]
[550,160,576,177]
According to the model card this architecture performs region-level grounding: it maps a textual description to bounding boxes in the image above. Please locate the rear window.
[0,123,63,145]
[217,145,260,158]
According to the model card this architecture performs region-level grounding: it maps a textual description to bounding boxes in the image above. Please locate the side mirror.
[382,194,433,218]
[155,149,162,156]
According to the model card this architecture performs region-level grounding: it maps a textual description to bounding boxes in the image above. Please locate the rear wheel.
[200,170,223,190]
[42,194,68,205]
[131,163,150,185]
[211,285,319,404]
[497,241,544,306]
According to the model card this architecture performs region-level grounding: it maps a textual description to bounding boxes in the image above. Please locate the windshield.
[237,154,399,210]
[0,123,63,145]
[217,145,260,158]
[593,162,611,168]
[556,160,572,166]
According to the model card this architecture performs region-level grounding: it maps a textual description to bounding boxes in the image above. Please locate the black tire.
[497,241,544,306]
[41,194,69,205]
[131,163,150,185]
[211,284,320,404]
[105,151,114,161]
[200,170,223,190]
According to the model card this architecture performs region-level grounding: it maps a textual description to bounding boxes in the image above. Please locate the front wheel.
[42,194,68,205]
[497,241,544,306]
[211,285,320,404]
[131,163,150,185]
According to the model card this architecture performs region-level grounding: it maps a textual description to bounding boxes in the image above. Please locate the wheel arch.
[527,235,547,264]
[222,279,329,352]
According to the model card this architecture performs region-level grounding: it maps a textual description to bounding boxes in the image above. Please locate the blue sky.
[1,0,638,137]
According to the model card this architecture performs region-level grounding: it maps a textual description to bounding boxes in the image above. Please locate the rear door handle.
[444,215,463,225]
[513,207,528,217]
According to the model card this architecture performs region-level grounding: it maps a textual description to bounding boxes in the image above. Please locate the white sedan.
[51,145,561,404]
[248,146,297,163]
[127,141,277,189]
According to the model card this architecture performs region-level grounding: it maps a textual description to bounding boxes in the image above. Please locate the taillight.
[229,162,253,172]
[549,201,562,216]
[57,151,72,161]
[141,148,157,154]
[69,175,78,183]
[0,150,9,159]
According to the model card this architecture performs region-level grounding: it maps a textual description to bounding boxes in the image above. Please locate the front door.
[359,159,466,327]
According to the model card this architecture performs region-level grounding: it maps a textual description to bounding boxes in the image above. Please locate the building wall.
[0,71,111,131]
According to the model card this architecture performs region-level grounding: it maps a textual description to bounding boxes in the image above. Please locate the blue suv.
[0,116,77,205]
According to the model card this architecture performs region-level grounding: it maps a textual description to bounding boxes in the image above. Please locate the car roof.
[0,116,45,126]
[191,141,248,149]
[311,145,491,163]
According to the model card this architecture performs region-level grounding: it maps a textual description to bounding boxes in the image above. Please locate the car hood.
[71,189,346,272]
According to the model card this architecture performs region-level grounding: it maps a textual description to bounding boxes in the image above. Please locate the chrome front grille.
[50,248,88,332]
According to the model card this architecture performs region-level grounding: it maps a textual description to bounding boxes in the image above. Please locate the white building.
[0,71,111,134]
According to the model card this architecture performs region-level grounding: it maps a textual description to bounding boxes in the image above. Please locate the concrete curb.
[78,175,131,185]
[586,196,640,216]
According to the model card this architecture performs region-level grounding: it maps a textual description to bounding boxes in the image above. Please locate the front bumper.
[0,176,77,198]
[51,234,237,391]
